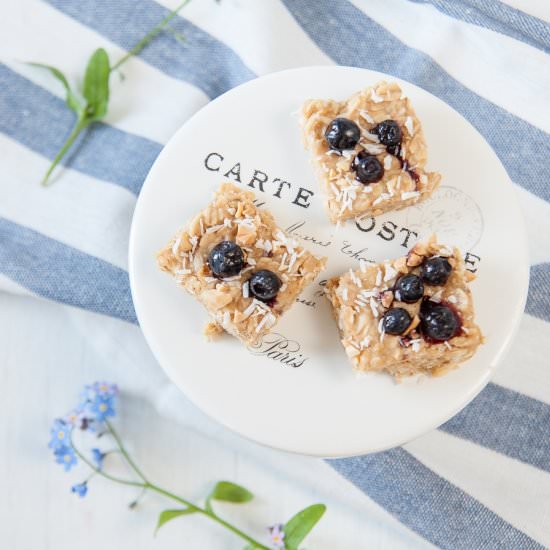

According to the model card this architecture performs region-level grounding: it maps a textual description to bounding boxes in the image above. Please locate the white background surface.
[0,291,432,549]
[2,0,549,547]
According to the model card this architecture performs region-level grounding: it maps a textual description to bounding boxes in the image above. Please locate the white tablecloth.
[0,291,431,549]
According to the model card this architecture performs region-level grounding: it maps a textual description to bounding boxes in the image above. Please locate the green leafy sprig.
[29,0,191,185]
[51,382,326,549]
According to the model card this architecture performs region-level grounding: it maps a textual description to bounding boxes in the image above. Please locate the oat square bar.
[157,183,326,347]
[325,236,482,378]
[301,81,441,223]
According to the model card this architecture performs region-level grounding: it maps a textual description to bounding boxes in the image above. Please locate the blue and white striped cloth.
[1,1,549,547]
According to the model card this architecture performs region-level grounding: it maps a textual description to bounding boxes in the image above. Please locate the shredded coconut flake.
[383,155,392,170]
[361,131,380,143]
[221,274,241,282]
[288,252,298,271]
[360,336,371,349]
[341,149,354,160]
[405,116,414,136]
[255,313,272,333]
[373,193,392,206]
[174,268,191,275]
[401,191,420,200]
[444,341,452,350]
[447,295,458,304]
[375,269,382,286]
[205,224,224,234]
[359,110,374,123]
[349,269,361,287]
[364,143,386,155]
[370,298,379,318]
[242,281,250,298]
[359,259,368,273]
[171,236,181,257]
[384,265,398,282]
[411,339,422,352]
[371,89,384,103]
[241,301,257,321]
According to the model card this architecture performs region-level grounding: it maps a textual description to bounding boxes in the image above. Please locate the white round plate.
[129,66,529,457]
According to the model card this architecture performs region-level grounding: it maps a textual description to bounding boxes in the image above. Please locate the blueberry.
[208,241,245,278]
[381,308,412,335]
[420,300,459,342]
[249,270,282,302]
[352,151,384,184]
[386,144,401,157]
[420,256,452,286]
[371,119,402,147]
[325,118,361,151]
[394,274,424,303]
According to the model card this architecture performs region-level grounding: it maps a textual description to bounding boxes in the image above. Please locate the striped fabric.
[1,0,549,547]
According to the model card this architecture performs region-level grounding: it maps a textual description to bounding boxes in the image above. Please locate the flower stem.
[145,483,270,550]
[41,114,89,185]
[70,434,144,488]
[110,0,191,73]
[105,420,147,482]
[79,423,270,549]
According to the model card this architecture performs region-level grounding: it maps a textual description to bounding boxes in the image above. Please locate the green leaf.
[27,62,82,113]
[283,504,326,550]
[155,508,196,533]
[209,481,254,504]
[83,48,110,120]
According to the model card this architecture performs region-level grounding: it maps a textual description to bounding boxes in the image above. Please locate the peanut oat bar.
[157,183,326,347]
[325,236,482,378]
[301,81,441,223]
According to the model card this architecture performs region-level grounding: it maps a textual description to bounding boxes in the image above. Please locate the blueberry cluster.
[324,117,404,186]
[381,256,460,342]
[207,241,281,303]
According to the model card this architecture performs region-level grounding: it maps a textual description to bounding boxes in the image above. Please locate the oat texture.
[157,183,327,347]
[301,81,441,223]
[325,236,483,378]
